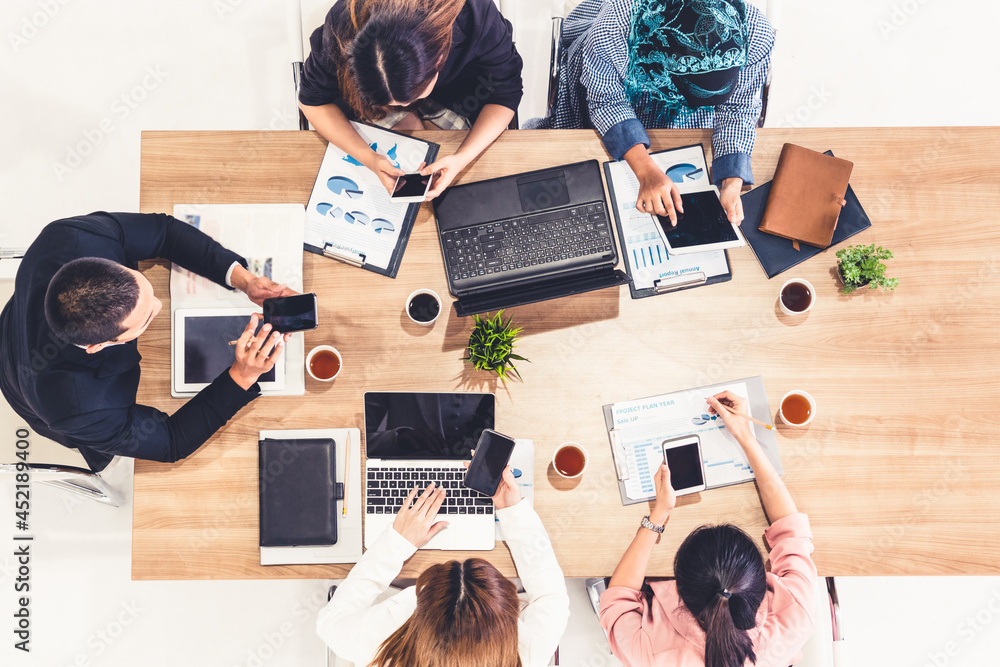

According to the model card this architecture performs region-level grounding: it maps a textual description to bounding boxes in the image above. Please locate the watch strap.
[641,515,665,534]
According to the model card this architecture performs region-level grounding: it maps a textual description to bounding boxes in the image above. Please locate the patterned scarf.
[624,0,749,124]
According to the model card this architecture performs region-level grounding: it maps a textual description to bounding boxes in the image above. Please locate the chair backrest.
[0,278,90,470]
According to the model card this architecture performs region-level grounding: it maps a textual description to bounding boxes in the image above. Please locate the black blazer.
[299,0,523,122]
[0,212,258,471]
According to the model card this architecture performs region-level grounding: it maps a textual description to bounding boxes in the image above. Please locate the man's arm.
[51,369,258,463]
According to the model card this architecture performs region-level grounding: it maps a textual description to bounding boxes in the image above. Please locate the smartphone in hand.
[391,173,432,203]
[463,429,516,496]
[262,293,318,333]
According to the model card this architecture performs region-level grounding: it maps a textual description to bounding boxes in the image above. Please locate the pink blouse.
[599,513,817,667]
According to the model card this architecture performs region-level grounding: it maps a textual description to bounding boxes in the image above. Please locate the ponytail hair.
[674,525,767,667]
[325,0,466,120]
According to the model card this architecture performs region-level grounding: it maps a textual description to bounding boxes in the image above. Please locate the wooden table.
[134,128,1000,580]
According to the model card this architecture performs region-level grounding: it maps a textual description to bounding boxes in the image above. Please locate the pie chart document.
[303,121,438,275]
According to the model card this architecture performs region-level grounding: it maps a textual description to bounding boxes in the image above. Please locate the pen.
[713,400,774,431]
[343,431,350,517]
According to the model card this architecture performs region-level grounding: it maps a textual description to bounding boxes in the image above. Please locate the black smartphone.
[463,429,516,496]
[262,293,319,333]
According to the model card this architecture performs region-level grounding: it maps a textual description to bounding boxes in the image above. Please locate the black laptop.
[432,160,630,316]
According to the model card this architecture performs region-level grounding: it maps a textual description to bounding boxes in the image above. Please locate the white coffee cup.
[552,442,589,479]
[778,390,816,427]
[779,278,815,316]
[306,345,342,382]
[405,289,442,326]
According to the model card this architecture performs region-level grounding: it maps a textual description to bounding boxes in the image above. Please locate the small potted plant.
[464,310,529,382]
[835,244,899,294]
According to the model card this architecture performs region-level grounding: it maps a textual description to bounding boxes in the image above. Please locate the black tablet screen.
[656,190,737,250]
[184,316,275,384]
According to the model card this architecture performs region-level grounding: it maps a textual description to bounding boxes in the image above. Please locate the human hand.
[719,177,744,225]
[370,154,406,195]
[392,482,448,547]
[463,452,522,509]
[635,167,683,225]
[229,266,297,307]
[650,463,676,524]
[228,314,289,390]
[421,154,470,200]
[706,391,755,445]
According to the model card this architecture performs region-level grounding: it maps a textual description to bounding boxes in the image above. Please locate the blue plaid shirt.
[549,0,774,184]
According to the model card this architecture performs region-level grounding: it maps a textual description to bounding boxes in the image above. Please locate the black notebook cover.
[259,438,342,548]
[741,151,872,279]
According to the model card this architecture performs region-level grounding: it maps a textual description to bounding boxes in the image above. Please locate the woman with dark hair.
[317,466,569,666]
[530,0,774,226]
[299,0,523,199]
[600,390,817,667]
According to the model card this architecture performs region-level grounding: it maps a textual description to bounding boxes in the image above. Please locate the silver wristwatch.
[641,515,665,534]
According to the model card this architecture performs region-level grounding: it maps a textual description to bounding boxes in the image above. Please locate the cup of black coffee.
[779,278,815,316]
[406,289,442,326]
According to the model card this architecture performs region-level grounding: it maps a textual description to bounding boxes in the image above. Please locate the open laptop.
[363,391,496,551]
[432,160,630,316]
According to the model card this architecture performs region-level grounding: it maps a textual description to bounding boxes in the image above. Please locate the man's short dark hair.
[44,258,140,346]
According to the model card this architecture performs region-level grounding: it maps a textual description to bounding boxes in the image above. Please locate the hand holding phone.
[262,293,319,333]
[661,435,706,496]
[463,429,517,496]
[391,173,432,203]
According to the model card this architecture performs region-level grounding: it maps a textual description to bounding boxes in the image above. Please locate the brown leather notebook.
[759,144,853,249]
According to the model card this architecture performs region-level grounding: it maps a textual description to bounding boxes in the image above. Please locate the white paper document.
[304,123,433,270]
[605,145,730,290]
[611,382,755,500]
[170,204,306,397]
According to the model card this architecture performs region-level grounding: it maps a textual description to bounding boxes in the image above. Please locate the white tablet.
[654,186,746,255]
[173,308,285,395]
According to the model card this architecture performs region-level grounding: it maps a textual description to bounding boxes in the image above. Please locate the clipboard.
[602,376,781,506]
[603,144,732,299]
[303,123,439,278]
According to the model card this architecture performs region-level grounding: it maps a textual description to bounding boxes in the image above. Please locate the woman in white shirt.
[317,466,569,666]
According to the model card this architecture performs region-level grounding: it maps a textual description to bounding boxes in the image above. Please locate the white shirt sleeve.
[315,527,419,666]
[224,261,240,288]
[499,500,571,667]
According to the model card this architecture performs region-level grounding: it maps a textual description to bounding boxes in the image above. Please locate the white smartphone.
[391,173,432,203]
[661,435,707,495]
[653,186,746,255]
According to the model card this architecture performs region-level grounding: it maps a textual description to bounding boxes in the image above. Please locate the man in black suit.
[0,212,294,471]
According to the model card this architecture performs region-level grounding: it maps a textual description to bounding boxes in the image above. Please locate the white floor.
[2,0,1000,664]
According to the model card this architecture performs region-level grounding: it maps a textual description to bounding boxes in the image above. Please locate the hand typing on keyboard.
[392,482,448,548]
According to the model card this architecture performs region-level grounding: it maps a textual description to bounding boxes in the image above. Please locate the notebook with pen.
[258,428,362,565]
[741,150,872,279]
[303,122,439,278]
[601,376,781,506]
[603,144,732,299]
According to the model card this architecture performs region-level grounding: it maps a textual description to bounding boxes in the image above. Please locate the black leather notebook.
[259,438,343,548]
[741,151,872,279]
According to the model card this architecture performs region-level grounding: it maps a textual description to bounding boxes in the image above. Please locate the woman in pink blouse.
[600,390,817,667]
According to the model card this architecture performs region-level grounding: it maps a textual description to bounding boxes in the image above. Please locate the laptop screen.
[364,392,495,460]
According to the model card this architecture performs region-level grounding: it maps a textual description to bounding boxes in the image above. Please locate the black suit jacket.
[0,212,259,471]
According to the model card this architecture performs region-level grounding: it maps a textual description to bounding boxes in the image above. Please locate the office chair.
[0,278,125,507]
[542,0,781,125]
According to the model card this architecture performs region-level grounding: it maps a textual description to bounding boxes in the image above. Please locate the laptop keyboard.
[441,202,614,283]
[366,467,493,515]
